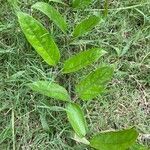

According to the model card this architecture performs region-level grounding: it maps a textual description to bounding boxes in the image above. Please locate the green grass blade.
[49,0,67,5]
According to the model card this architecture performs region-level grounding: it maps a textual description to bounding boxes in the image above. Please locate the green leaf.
[72,0,92,9]
[63,48,107,73]
[73,15,102,38]
[17,12,60,66]
[27,81,71,102]
[90,128,139,150]
[66,103,88,137]
[32,2,67,33]
[129,143,149,150]
[0,127,11,144]
[76,66,114,100]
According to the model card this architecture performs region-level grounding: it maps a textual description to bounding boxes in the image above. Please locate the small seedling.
[16,0,146,149]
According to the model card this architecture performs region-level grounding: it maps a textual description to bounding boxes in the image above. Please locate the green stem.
[104,0,109,18]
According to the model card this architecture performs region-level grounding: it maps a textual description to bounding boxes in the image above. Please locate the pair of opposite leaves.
[17,2,102,67]
[27,65,113,101]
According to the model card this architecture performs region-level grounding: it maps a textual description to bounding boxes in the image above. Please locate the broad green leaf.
[27,81,71,102]
[63,48,107,73]
[73,15,102,38]
[90,128,139,150]
[32,2,67,33]
[129,143,149,150]
[72,0,92,9]
[17,12,60,66]
[76,66,114,100]
[66,103,88,137]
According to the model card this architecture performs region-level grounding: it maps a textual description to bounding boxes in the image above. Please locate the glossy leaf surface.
[28,81,71,102]
[66,103,88,137]
[73,15,102,38]
[76,66,114,100]
[63,48,107,73]
[17,12,60,66]
[32,2,67,33]
[90,128,139,150]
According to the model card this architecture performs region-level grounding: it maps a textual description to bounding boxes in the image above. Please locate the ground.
[0,0,150,149]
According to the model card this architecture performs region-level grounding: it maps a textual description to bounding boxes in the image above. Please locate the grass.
[0,0,150,149]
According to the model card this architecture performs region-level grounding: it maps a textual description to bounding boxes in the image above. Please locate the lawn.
[0,0,150,149]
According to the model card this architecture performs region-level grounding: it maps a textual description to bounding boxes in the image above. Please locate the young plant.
[16,1,146,149]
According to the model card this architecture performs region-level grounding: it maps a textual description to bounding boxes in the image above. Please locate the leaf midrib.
[23,16,55,64]
[77,69,109,92]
